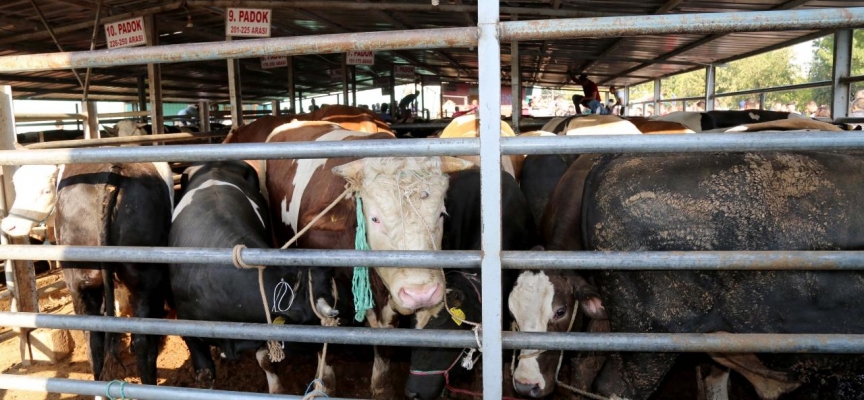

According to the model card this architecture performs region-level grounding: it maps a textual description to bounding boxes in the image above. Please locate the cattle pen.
[0,1,863,399]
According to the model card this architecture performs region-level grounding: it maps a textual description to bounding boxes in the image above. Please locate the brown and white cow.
[439,113,525,181]
[260,120,472,397]
[222,104,393,144]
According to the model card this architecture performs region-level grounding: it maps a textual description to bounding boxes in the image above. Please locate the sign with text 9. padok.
[226,8,272,37]
[104,17,146,49]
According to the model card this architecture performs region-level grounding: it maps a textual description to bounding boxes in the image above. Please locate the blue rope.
[305,379,329,397]
[105,380,127,400]
[352,196,375,322]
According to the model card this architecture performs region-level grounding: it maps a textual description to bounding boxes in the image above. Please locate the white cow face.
[333,156,472,314]
[1,164,61,237]
[105,120,148,138]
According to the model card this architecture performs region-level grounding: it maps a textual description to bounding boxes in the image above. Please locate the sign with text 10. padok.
[104,17,146,49]
[226,8,272,37]
[346,50,375,65]
[394,65,416,79]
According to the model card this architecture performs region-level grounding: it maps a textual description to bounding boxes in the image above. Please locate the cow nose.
[399,283,442,309]
[0,220,14,235]
[514,380,542,398]
[404,390,420,400]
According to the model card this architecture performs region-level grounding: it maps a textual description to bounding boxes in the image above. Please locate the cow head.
[1,164,61,237]
[105,120,148,138]
[332,156,472,314]
[508,270,607,398]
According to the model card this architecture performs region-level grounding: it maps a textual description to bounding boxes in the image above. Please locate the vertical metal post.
[342,54,349,106]
[271,100,279,116]
[705,65,716,111]
[226,37,243,128]
[136,75,147,123]
[832,30,853,121]
[351,65,357,107]
[511,39,521,133]
[82,101,99,139]
[0,85,37,365]
[653,79,661,116]
[478,1,502,398]
[622,85,630,116]
[287,56,296,113]
[298,93,303,112]
[144,15,163,135]
[198,101,210,133]
[389,66,396,118]
[759,92,766,110]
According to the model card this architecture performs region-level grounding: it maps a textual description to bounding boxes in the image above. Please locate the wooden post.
[342,54,349,106]
[287,56,295,113]
[0,85,37,366]
[82,101,99,139]
[136,75,147,123]
[510,39,521,133]
[271,100,279,116]
[144,15,163,134]
[226,37,243,128]
[351,65,357,106]
[198,101,210,133]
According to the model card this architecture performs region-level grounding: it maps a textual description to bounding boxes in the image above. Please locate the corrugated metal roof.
[0,0,857,102]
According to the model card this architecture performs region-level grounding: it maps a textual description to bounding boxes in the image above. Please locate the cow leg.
[594,352,678,399]
[700,365,730,400]
[129,292,165,385]
[63,268,109,381]
[310,267,338,317]
[182,337,215,389]
[255,347,285,394]
[371,345,396,399]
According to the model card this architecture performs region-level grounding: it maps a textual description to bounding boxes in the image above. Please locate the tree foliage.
[626,31,864,114]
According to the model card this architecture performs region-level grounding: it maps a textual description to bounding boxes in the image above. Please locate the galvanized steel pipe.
[502,251,864,270]
[3,312,864,353]
[0,138,479,165]
[0,375,353,400]
[1,9,863,73]
[499,8,864,42]
[0,245,480,268]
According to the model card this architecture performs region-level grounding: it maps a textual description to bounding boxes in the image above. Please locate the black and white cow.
[2,162,174,385]
[405,168,540,399]
[169,160,324,393]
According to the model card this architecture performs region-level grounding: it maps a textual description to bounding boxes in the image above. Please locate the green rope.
[352,195,375,322]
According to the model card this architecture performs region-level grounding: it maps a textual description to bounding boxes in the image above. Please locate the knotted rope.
[352,195,374,322]
[231,186,353,362]
[303,269,339,400]
[510,299,611,400]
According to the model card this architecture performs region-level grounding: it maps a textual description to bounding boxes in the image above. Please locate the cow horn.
[439,156,474,173]
[331,159,365,181]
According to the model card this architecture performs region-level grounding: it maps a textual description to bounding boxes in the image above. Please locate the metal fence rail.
[1,131,863,165]
[0,9,862,73]
[1,4,864,400]
[3,245,864,271]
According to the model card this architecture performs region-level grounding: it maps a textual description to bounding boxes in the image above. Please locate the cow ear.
[439,156,474,174]
[446,288,465,308]
[332,159,364,181]
[104,125,119,136]
[136,123,148,129]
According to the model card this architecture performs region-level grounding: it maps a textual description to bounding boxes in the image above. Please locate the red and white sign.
[226,8,272,37]
[346,50,375,65]
[394,65,416,79]
[104,17,146,49]
[260,56,288,69]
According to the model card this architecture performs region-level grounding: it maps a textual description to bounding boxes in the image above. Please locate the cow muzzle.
[398,283,443,311]
[514,379,544,398]
[1,216,36,238]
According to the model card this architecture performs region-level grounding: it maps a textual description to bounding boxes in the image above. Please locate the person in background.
[693,100,706,112]
[608,86,624,115]
[850,98,864,117]
[378,103,393,122]
[815,105,831,118]
[177,103,198,126]
[569,72,605,114]
[787,101,799,114]
[771,102,786,112]
[398,92,419,118]
[805,100,819,117]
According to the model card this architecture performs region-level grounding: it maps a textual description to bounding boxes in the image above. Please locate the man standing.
[569,73,604,114]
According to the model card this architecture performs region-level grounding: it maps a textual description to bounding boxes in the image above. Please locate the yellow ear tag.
[273,316,286,325]
[450,308,466,326]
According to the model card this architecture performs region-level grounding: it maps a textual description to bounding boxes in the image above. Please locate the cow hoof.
[195,369,215,389]
[326,309,339,318]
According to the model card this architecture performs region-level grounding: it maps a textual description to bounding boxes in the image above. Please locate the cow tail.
[98,164,123,380]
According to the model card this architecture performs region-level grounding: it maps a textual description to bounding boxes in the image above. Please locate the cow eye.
[554,307,566,320]
[420,191,429,199]
[370,216,380,224]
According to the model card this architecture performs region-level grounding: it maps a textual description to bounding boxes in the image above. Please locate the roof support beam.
[577,0,683,74]
[374,10,470,77]
[598,0,816,86]
[529,0,561,85]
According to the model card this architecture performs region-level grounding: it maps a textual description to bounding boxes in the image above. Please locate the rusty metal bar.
[499,8,864,41]
[27,0,85,87]
[23,131,227,149]
[82,0,104,102]
[3,9,862,74]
